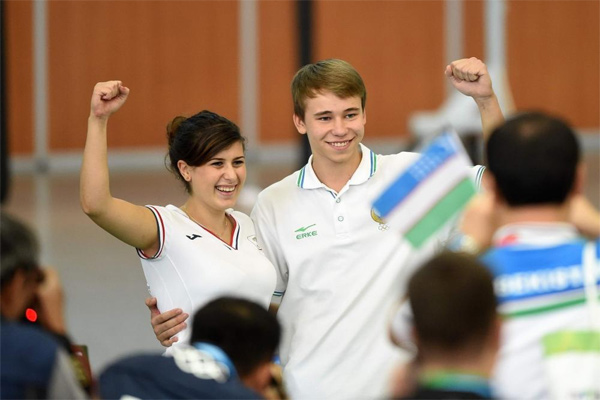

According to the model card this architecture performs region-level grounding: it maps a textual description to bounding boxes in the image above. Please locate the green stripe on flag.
[405,178,475,248]
[543,331,600,356]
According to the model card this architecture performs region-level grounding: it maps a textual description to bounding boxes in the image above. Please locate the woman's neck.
[180,201,231,242]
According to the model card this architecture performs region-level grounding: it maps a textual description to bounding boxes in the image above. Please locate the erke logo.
[295,224,317,240]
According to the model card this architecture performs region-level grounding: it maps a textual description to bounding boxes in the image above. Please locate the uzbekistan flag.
[372,131,476,248]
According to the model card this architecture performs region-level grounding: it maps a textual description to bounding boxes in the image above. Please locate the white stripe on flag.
[382,153,472,233]
[370,131,476,248]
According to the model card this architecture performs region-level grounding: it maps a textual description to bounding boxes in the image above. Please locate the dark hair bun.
[166,116,187,146]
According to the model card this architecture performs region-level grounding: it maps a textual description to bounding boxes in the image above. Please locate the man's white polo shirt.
[251,144,485,399]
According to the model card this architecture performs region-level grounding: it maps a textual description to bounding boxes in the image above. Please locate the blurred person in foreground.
[98,297,283,399]
[460,111,600,399]
[397,252,500,399]
[0,212,87,399]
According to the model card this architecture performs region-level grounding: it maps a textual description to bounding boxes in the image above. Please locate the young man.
[400,251,500,399]
[100,297,281,399]
[248,58,501,399]
[149,57,503,398]
[461,112,600,399]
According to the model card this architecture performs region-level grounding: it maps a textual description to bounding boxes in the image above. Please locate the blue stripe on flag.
[373,132,459,218]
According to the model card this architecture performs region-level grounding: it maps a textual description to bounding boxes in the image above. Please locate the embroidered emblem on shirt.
[295,224,317,240]
[370,209,389,231]
[186,234,202,240]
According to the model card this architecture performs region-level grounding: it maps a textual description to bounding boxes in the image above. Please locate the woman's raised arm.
[80,81,158,254]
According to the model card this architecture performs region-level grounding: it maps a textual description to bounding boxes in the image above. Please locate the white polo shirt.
[139,205,276,346]
[251,144,485,399]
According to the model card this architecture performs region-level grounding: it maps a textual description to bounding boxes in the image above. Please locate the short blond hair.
[291,59,367,119]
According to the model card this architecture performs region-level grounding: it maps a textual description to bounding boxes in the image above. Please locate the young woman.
[80,81,276,346]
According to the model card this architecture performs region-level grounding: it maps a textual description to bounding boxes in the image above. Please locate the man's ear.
[491,316,502,350]
[1,270,28,320]
[480,171,497,194]
[485,174,505,207]
[293,113,307,135]
[411,326,420,349]
[571,162,586,196]
[487,316,503,366]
